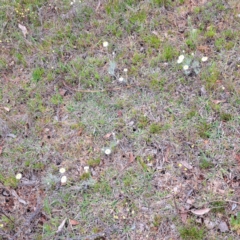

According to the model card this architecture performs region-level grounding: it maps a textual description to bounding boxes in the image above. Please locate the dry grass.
[0,0,240,239]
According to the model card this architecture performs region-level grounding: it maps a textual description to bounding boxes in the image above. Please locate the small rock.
[218,221,229,232]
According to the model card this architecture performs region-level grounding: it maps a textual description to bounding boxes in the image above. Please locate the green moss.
[161,45,178,61]
[80,172,91,180]
[87,158,101,167]
[138,115,149,129]
[211,201,225,213]
[153,214,162,227]
[205,26,216,39]
[199,158,214,169]
[179,225,205,240]
[197,120,213,139]
[201,63,220,90]
[143,34,161,49]
[186,109,197,119]
[219,112,233,122]
[151,0,172,7]
[2,175,18,188]
[32,68,44,82]
[230,212,240,234]
[149,123,163,134]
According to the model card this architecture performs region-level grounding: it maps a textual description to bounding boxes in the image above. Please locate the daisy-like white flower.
[59,167,66,174]
[201,56,208,62]
[123,68,128,72]
[105,148,111,155]
[61,176,67,185]
[103,41,109,47]
[84,166,90,173]
[177,55,185,64]
[183,65,189,70]
[119,77,124,82]
[16,173,22,180]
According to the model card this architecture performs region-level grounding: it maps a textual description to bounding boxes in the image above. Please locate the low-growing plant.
[179,225,205,240]
[87,158,101,167]
[230,212,240,234]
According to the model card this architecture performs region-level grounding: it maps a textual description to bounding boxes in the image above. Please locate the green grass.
[0,0,240,239]
[179,225,205,240]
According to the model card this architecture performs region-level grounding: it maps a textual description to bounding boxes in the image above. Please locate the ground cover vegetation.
[0,0,240,239]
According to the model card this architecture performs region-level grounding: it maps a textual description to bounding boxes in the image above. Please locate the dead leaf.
[180,161,193,170]
[18,23,28,38]
[11,190,27,205]
[129,152,135,163]
[103,132,112,139]
[212,99,226,104]
[186,198,195,205]
[117,110,123,117]
[59,89,67,96]
[69,219,80,226]
[191,208,210,215]
[56,218,67,233]
[197,45,210,53]
[235,154,240,164]
[180,208,188,224]
[218,221,229,233]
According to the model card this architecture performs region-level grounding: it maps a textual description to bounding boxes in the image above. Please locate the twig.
[172,194,181,217]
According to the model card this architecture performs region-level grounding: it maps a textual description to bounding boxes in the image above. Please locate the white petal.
[103,41,109,47]
[201,56,208,62]
[59,168,66,174]
[105,148,111,155]
[16,173,22,180]
[183,65,189,70]
[61,176,67,184]
[119,77,124,82]
[84,166,90,173]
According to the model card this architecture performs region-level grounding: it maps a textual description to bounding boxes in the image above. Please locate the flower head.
[59,168,66,174]
[177,55,185,64]
[104,148,111,155]
[103,41,109,47]
[119,77,124,82]
[84,166,90,173]
[61,176,67,185]
[183,65,189,70]
[201,56,208,62]
[16,173,22,180]
[123,68,128,72]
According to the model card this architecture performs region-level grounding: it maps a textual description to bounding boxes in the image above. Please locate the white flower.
[16,173,22,180]
[177,55,185,64]
[119,77,124,82]
[191,52,194,56]
[201,56,208,62]
[183,65,189,70]
[103,41,109,47]
[123,68,128,72]
[61,176,67,185]
[84,166,90,173]
[59,168,66,174]
[105,148,111,155]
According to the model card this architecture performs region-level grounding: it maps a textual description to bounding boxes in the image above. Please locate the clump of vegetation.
[230,213,240,234]
[87,158,101,167]
[179,225,205,240]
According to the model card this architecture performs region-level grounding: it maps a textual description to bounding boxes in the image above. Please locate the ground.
[0,0,240,239]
